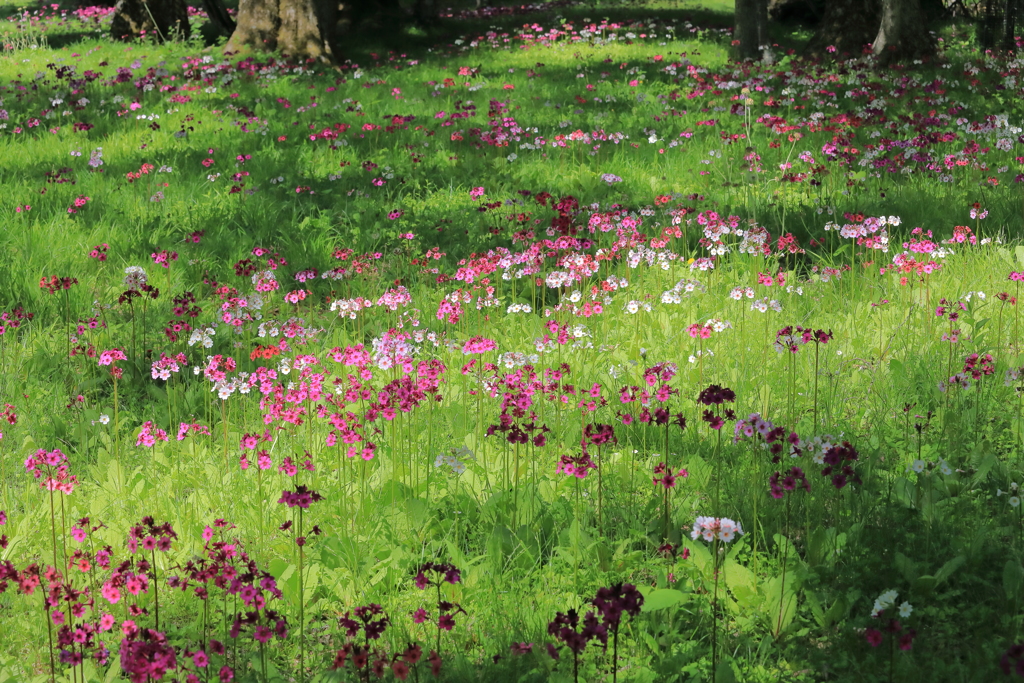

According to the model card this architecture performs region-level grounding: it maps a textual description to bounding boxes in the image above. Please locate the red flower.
[391,661,410,681]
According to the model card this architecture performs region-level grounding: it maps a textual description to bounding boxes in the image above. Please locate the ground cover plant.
[2,0,1024,681]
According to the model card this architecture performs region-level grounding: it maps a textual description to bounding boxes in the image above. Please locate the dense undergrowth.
[1,1,1024,681]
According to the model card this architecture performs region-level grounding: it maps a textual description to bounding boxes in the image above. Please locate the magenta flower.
[769,466,811,499]
[462,336,497,354]
[97,348,127,366]
[277,485,323,509]
[653,462,688,489]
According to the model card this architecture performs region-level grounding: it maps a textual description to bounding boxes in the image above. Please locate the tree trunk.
[226,0,339,63]
[202,0,235,35]
[1003,0,1020,51]
[110,0,190,42]
[734,0,762,61]
[805,0,880,59]
[872,0,934,63]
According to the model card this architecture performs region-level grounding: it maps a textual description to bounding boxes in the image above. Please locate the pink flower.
[101,582,121,604]
[462,336,497,354]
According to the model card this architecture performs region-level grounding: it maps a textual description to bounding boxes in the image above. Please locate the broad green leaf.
[934,555,966,586]
[641,588,686,612]
[715,659,738,683]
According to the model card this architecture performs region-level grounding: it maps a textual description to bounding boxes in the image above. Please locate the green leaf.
[724,561,757,598]
[893,477,915,509]
[764,574,798,636]
[715,659,738,683]
[934,555,965,586]
[641,589,686,612]
[1004,560,1024,600]
[888,358,905,384]
[895,552,917,583]
[972,453,996,486]
[823,595,850,629]
[805,589,824,627]
[684,539,712,575]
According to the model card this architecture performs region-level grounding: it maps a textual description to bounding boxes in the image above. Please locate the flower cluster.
[820,441,862,489]
[774,326,832,353]
[277,485,324,509]
[412,562,465,635]
[865,589,916,651]
[547,609,606,658]
[98,348,128,378]
[24,448,77,493]
[769,466,811,499]
[136,421,169,447]
[697,384,736,430]
[39,275,79,294]
[652,462,688,489]
[127,517,177,554]
[691,516,743,543]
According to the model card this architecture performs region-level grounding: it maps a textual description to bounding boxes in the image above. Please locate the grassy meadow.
[1,1,1024,681]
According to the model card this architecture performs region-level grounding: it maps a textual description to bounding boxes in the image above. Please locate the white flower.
[123,266,148,291]
[872,589,899,616]
[1011,496,1021,508]
[909,459,926,474]
[98,414,110,425]
[189,327,215,349]
[898,601,913,618]
[938,460,952,476]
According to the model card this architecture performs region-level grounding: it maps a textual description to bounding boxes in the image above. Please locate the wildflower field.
[3,0,1024,680]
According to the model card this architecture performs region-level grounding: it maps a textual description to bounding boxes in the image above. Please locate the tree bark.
[871,0,934,64]
[805,0,880,59]
[202,0,235,35]
[1003,0,1020,51]
[226,0,339,62]
[110,0,190,42]
[734,0,763,61]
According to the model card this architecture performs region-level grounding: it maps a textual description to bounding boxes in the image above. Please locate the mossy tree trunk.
[871,0,934,63]
[226,0,340,63]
